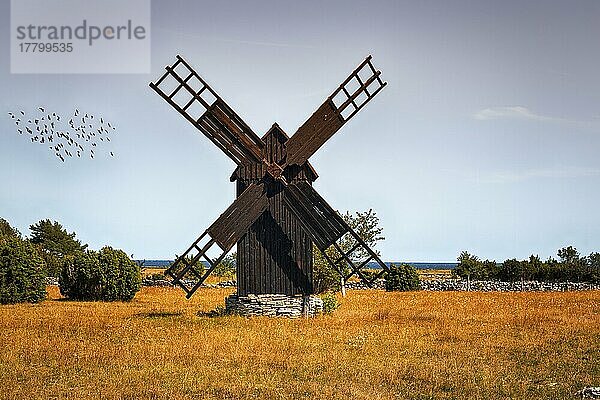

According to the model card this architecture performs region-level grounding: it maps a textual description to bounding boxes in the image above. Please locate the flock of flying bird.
[8,107,117,162]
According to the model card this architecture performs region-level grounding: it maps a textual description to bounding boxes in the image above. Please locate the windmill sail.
[283,181,389,284]
[284,55,386,168]
[150,55,265,165]
[165,183,269,297]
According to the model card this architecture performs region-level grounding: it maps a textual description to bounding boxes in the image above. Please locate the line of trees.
[0,217,140,304]
[453,247,600,284]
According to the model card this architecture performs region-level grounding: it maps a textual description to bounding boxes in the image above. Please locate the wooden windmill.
[150,55,390,298]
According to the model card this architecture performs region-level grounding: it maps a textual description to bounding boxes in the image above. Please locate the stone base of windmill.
[225,293,323,318]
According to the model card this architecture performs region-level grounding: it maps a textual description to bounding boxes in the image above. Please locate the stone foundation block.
[225,293,323,317]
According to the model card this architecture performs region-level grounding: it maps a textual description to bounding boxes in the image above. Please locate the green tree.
[523,255,543,282]
[59,246,141,301]
[540,256,562,282]
[481,259,499,279]
[453,251,481,288]
[557,246,585,282]
[587,252,600,283]
[312,209,385,294]
[0,236,46,304]
[498,258,522,282]
[339,209,384,260]
[29,219,87,277]
[0,218,21,239]
[213,252,236,277]
[558,246,580,264]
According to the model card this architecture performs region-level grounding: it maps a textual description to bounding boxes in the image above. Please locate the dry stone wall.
[140,277,600,292]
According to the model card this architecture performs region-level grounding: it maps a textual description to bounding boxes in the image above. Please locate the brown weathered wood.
[283,100,344,167]
[208,182,269,249]
[283,182,348,250]
[151,54,388,299]
[229,124,318,182]
[150,55,265,166]
[283,56,386,168]
[235,126,314,296]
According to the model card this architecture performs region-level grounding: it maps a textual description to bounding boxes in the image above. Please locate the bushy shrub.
[60,246,141,301]
[146,273,167,282]
[320,291,340,314]
[0,236,46,304]
[385,263,421,291]
[313,246,342,294]
[361,269,381,282]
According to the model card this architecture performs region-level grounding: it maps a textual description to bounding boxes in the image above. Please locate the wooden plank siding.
[234,125,315,296]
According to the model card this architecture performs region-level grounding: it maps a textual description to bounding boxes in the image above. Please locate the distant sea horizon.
[137,260,457,270]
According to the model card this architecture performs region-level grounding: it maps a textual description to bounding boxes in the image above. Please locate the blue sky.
[1,0,599,262]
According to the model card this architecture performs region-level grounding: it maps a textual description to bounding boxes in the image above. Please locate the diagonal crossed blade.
[154,55,389,297]
[165,180,389,297]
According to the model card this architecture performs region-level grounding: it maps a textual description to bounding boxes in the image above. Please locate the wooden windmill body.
[150,55,390,299]
[232,125,317,296]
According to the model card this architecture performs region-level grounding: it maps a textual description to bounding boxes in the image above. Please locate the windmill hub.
[265,161,285,180]
[150,54,390,316]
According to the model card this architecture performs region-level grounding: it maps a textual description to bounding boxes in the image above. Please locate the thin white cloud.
[481,166,600,184]
[473,106,600,133]
[473,106,555,121]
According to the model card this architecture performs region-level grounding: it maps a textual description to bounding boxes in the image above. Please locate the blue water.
[138,260,456,270]
[371,262,457,270]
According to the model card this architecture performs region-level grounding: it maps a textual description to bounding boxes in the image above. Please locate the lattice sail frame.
[330,55,387,122]
[165,231,229,298]
[165,182,269,298]
[150,55,264,166]
[283,182,389,287]
[283,55,387,168]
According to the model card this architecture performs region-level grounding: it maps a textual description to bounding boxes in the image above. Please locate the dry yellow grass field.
[1,287,598,400]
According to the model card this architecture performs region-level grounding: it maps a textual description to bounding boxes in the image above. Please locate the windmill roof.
[230,123,319,182]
